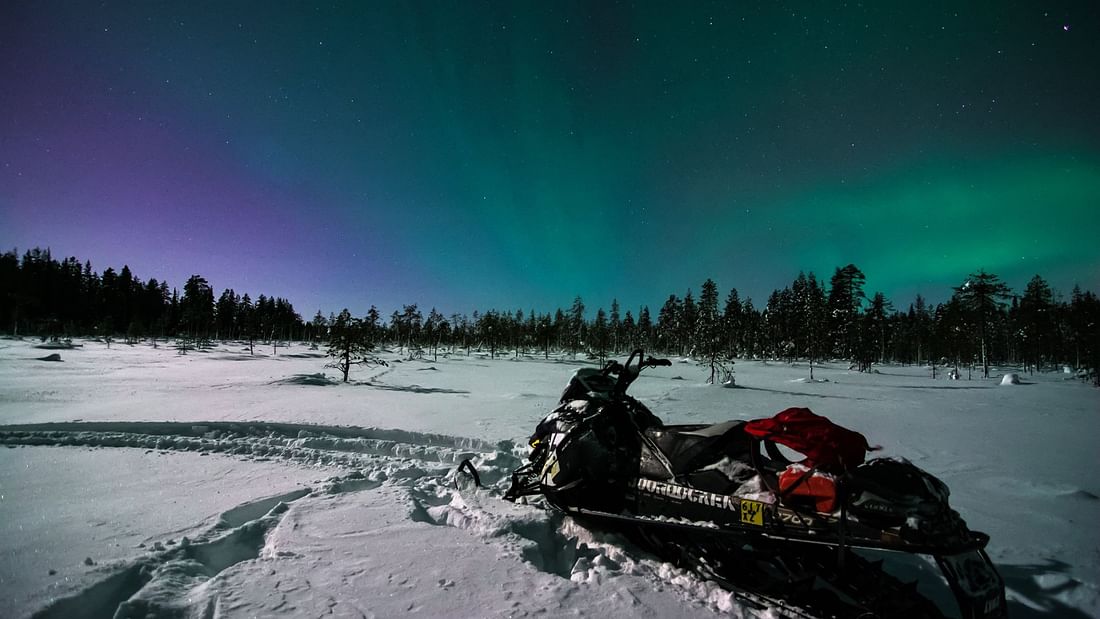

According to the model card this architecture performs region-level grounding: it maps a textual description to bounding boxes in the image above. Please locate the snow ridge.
[34,489,309,619]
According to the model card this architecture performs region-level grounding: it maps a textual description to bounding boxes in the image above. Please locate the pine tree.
[1017,275,1055,372]
[722,287,743,359]
[952,270,1012,378]
[568,296,585,358]
[912,294,932,366]
[741,298,759,358]
[591,308,610,363]
[537,312,553,359]
[637,306,653,350]
[866,292,894,365]
[326,309,374,382]
[827,264,867,362]
[656,295,680,354]
[680,290,697,356]
[935,297,970,376]
[553,308,566,353]
[478,310,500,359]
[240,294,256,354]
[180,275,215,339]
[799,274,827,379]
[763,288,794,361]
[216,289,237,340]
[425,307,446,361]
[696,279,730,383]
[609,299,622,355]
[364,306,381,350]
[310,310,328,346]
[1068,286,1100,385]
[622,310,636,352]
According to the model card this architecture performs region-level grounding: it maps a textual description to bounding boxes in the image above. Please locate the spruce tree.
[1018,275,1055,372]
[425,308,446,360]
[1068,286,1100,385]
[696,279,730,383]
[622,310,636,351]
[180,275,215,339]
[827,264,867,362]
[799,274,827,379]
[637,306,653,350]
[656,295,681,354]
[609,299,621,354]
[568,296,585,358]
[866,292,894,365]
[592,308,610,363]
[952,270,1012,379]
[680,290,697,356]
[723,287,743,359]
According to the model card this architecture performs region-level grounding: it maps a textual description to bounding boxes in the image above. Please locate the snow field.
[1,337,1098,617]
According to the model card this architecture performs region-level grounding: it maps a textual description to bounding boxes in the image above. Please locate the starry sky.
[2,2,1098,317]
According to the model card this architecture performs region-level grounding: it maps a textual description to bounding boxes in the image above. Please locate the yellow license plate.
[740,499,765,526]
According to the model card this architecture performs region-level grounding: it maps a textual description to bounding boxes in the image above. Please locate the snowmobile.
[500,350,1007,619]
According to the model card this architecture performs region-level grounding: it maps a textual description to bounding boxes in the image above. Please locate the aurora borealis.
[2,2,1098,316]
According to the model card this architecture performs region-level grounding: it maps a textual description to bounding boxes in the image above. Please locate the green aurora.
[2,2,1097,314]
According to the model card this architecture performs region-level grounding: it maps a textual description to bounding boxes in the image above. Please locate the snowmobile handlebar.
[623,349,671,370]
[605,350,670,394]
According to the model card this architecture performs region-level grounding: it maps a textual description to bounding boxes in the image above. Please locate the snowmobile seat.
[643,421,753,479]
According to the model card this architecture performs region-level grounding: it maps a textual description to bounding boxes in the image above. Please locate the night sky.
[2,2,1098,317]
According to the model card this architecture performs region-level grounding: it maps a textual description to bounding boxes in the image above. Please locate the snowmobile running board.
[563,505,992,556]
[562,506,1006,619]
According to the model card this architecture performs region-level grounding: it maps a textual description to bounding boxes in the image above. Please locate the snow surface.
[1,338,1097,618]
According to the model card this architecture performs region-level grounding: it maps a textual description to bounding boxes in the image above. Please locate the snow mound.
[272,372,337,386]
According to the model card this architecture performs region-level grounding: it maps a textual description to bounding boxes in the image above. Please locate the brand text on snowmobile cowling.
[636,478,745,512]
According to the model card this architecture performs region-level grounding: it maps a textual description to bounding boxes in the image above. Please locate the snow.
[1,337,1098,618]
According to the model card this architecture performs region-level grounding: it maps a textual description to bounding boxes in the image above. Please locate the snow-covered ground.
[0,337,1097,618]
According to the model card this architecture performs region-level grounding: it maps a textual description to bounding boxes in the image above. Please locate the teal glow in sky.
[2,2,1098,315]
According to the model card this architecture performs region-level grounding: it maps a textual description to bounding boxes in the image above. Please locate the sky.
[2,1,1098,318]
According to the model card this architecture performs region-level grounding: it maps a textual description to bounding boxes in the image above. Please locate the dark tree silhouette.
[953,270,1012,379]
[1016,275,1056,372]
[326,308,384,382]
[591,308,609,363]
[696,279,731,384]
[568,296,585,358]
[827,264,867,362]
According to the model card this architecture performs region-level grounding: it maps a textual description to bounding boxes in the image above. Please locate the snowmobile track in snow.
[5,421,522,619]
[0,420,510,473]
[2,421,876,618]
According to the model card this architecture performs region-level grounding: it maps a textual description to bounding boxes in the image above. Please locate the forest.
[2,247,1097,384]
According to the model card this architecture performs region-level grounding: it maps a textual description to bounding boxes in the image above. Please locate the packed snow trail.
[2,422,767,618]
[0,420,507,465]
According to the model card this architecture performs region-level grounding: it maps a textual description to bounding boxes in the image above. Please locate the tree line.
[0,248,306,349]
[2,247,1098,384]
[322,265,1099,385]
